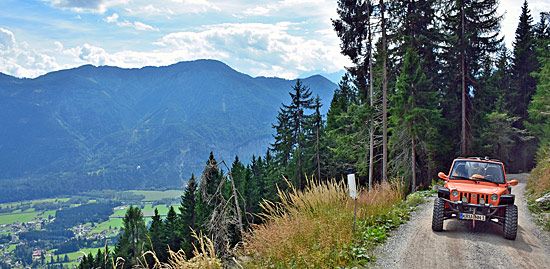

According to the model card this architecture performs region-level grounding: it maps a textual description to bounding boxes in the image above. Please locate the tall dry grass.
[141,230,222,269]
[242,178,402,268]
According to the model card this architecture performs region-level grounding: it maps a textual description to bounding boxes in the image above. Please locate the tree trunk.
[380,0,388,182]
[461,2,467,156]
[316,123,321,180]
[410,123,417,193]
[298,111,303,190]
[367,0,374,190]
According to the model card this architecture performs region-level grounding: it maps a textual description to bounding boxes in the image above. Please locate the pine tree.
[380,0,389,183]
[390,47,441,192]
[501,1,540,171]
[510,0,538,122]
[196,152,222,230]
[440,0,503,156]
[302,95,325,180]
[164,206,180,252]
[148,208,166,262]
[96,248,105,269]
[528,56,550,153]
[271,80,314,189]
[179,174,197,258]
[114,206,147,267]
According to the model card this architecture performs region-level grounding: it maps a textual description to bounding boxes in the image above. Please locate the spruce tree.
[440,0,502,156]
[148,208,166,263]
[510,0,538,122]
[179,174,197,258]
[528,56,550,152]
[114,206,147,268]
[196,152,222,230]
[271,80,314,189]
[164,206,180,252]
[390,47,440,192]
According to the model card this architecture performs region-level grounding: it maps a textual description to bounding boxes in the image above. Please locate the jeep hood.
[446,181,507,195]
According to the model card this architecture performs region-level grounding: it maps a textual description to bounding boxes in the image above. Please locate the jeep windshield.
[450,160,505,184]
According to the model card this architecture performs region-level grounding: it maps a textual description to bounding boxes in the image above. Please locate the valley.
[0,190,183,268]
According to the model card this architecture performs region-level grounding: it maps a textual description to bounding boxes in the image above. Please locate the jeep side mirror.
[438,172,448,181]
[508,179,518,186]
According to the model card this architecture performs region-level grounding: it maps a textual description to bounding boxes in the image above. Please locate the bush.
[527,145,550,198]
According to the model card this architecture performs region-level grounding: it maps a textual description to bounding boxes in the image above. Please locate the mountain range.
[0,59,337,202]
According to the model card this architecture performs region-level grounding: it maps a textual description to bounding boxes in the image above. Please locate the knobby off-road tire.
[432,197,445,232]
[503,204,518,240]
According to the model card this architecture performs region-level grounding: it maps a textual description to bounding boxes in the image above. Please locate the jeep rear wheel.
[503,204,518,240]
[432,197,445,231]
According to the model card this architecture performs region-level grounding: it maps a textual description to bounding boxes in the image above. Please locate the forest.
[76,0,550,268]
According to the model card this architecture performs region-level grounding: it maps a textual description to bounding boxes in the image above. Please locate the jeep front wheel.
[503,204,518,240]
[432,197,445,232]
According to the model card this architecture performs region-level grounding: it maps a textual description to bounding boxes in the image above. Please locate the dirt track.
[373,174,550,268]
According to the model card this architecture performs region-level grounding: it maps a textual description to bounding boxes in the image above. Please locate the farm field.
[125,190,182,202]
[0,189,184,268]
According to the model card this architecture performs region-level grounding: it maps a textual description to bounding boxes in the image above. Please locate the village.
[0,215,120,268]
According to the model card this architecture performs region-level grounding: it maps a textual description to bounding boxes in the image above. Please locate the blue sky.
[0,0,549,79]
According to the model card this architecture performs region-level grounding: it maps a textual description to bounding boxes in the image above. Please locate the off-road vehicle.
[432,157,519,240]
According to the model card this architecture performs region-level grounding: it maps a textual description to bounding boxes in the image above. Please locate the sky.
[0,0,549,80]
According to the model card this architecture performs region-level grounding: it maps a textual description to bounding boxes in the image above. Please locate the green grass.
[0,211,42,225]
[90,218,123,234]
[40,210,56,218]
[0,197,71,209]
[126,190,182,202]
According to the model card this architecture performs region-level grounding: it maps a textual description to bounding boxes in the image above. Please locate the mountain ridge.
[0,59,337,202]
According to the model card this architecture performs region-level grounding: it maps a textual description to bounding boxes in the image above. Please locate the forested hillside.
[73,0,550,268]
[0,60,336,203]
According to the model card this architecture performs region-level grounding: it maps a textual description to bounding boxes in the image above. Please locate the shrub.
[527,145,550,198]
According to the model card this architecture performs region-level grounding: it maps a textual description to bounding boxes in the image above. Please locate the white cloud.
[499,0,550,49]
[45,0,129,14]
[154,22,348,78]
[105,13,119,23]
[133,21,158,31]
[0,28,61,78]
[0,28,16,50]
[103,13,159,31]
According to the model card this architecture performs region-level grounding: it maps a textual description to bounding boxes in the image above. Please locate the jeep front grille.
[458,192,489,204]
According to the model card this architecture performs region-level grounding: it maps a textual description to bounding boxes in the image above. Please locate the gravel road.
[373,174,550,268]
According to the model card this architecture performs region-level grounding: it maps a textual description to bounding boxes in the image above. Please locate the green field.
[0,197,70,209]
[0,211,42,225]
[0,189,185,267]
[126,190,182,201]
[90,218,123,234]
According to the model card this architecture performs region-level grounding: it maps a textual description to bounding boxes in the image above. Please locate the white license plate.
[460,213,486,221]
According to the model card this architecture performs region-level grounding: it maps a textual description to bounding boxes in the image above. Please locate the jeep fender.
[500,194,515,205]
[437,187,450,198]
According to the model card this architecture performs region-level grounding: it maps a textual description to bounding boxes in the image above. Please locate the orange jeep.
[432,157,519,240]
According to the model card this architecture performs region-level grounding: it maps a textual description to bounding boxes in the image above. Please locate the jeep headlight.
[451,190,458,197]
[479,198,485,204]
[491,194,498,201]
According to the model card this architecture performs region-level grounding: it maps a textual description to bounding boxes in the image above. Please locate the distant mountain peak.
[0,59,337,203]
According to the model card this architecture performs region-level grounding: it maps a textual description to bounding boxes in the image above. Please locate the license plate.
[460,213,486,221]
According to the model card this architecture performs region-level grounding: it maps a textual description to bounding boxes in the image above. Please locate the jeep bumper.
[440,198,506,223]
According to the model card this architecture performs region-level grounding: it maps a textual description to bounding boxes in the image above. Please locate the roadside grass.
[527,145,550,231]
[242,178,419,268]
